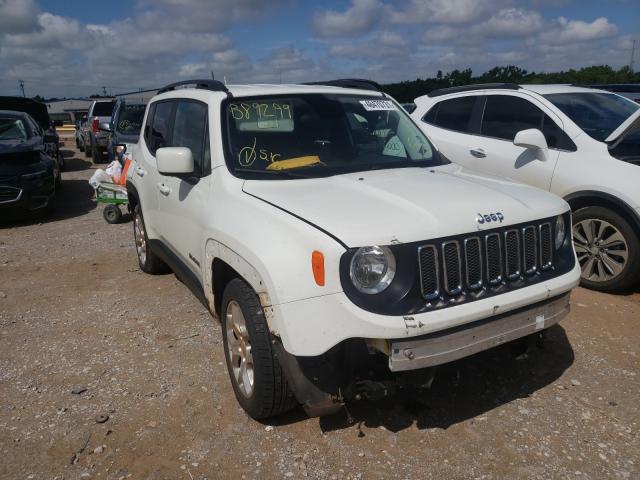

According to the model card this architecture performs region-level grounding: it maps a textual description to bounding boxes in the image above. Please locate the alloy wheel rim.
[225,299,254,398]
[573,218,628,282]
[134,214,147,266]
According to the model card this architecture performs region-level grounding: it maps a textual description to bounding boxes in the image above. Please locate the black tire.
[58,152,65,172]
[103,204,122,224]
[572,206,640,293]
[75,137,80,149]
[92,144,103,164]
[84,139,91,158]
[221,278,297,419]
[132,204,169,274]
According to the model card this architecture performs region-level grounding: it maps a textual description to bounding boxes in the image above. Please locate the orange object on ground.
[117,158,131,186]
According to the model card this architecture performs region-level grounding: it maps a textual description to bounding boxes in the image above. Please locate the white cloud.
[312,0,383,37]
[552,16,618,43]
[476,8,543,37]
[0,0,40,34]
[390,0,503,25]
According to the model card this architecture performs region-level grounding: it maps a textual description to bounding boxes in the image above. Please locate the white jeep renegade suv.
[126,79,580,419]
[412,84,640,293]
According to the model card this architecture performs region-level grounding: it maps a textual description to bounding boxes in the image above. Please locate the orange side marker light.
[311,251,325,286]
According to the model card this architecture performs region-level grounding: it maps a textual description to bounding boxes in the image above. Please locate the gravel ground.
[1,138,638,480]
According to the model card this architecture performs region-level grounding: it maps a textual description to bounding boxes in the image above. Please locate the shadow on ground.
[61,149,92,172]
[272,325,574,432]
[0,178,97,227]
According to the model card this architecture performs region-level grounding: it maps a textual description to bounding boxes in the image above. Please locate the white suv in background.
[125,79,579,419]
[412,84,640,293]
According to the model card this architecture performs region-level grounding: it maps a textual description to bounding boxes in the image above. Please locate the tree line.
[382,65,640,102]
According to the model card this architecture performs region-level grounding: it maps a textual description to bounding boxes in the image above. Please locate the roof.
[151,81,386,103]
[229,84,385,97]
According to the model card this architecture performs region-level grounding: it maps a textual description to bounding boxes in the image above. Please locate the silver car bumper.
[389,292,571,372]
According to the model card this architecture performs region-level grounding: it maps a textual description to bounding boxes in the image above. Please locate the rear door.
[136,100,174,234]
[419,95,481,165]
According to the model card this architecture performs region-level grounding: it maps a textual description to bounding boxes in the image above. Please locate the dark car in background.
[106,97,148,162]
[0,110,61,218]
[0,96,65,171]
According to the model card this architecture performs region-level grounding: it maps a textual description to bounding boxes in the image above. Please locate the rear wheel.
[222,278,297,419]
[84,139,91,157]
[572,206,640,292]
[132,204,169,274]
[92,144,103,164]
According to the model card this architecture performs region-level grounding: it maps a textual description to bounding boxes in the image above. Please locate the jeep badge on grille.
[477,212,504,224]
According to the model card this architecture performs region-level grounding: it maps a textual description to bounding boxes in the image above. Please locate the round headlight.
[554,214,566,250]
[349,246,396,294]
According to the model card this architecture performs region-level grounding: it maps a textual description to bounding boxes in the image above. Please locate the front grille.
[418,220,556,302]
[0,186,21,203]
[464,237,482,289]
[442,241,462,295]
[418,245,439,300]
[504,229,521,280]
[539,223,552,269]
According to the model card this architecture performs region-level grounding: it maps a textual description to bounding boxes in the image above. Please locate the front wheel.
[221,278,297,419]
[572,206,640,293]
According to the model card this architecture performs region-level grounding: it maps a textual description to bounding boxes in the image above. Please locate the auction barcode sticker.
[360,99,397,111]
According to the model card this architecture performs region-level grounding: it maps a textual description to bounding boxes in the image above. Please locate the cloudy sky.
[0,0,638,98]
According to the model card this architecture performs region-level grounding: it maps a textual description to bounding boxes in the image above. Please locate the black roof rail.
[302,78,382,92]
[157,79,232,97]
[429,83,520,97]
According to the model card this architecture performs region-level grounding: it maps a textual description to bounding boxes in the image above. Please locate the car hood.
[605,108,640,145]
[242,164,568,247]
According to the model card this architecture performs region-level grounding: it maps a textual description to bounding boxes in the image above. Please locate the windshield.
[224,94,442,178]
[0,117,28,141]
[115,104,145,134]
[92,101,115,117]
[544,92,639,142]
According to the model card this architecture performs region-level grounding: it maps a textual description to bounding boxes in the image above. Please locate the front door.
[155,100,210,276]
[468,94,570,191]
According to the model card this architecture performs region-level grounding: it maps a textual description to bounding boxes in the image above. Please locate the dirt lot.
[1,138,639,480]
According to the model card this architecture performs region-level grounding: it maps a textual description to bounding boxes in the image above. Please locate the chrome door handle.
[135,167,146,177]
[157,183,171,196]
[470,148,486,158]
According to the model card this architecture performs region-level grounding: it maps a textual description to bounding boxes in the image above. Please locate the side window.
[427,97,475,133]
[148,102,174,155]
[143,103,156,149]
[542,115,577,151]
[171,101,208,174]
[482,95,543,141]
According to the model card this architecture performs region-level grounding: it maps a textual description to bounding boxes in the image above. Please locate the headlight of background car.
[349,246,396,294]
[555,214,566,250]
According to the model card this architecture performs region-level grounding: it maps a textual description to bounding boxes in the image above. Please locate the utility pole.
[19,79,25,97]
[211,71,215,80]
[631,39,636,73]
[102,86,107,96]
